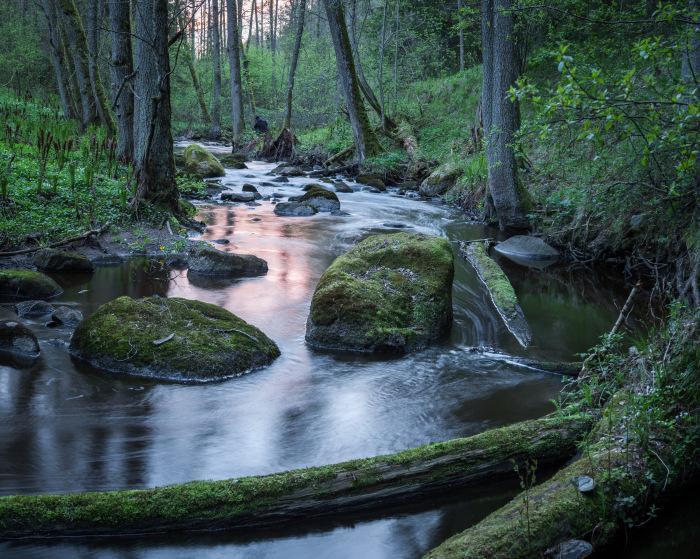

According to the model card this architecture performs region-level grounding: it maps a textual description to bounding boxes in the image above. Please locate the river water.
[1,151,633,558]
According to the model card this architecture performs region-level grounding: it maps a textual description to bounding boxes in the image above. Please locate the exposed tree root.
[0,413,591,539]
[259,128,298,160]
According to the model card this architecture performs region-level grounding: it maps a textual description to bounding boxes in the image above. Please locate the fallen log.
[460,240,532,347]
[0,413,591,539]
[0,225,108,257]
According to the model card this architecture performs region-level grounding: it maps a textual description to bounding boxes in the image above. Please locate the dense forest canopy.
[0,1,698,558]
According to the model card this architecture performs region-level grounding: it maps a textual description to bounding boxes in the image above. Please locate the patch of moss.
[306,232,454,353]
[178,198,198,218]
[462,242,518,316]
[0,269,62,300]
[0,413,590,538]
[183,145,225,178]
[69,296,279,382]
[299,185,339,202]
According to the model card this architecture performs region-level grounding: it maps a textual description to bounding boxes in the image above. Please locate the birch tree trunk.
[132,0,179,211]
[323,0,380,162]
[108,0,135,162]
[482,0,528,230]
[226,0,245,147]
[210,0,222,138]
[283,0,306,130]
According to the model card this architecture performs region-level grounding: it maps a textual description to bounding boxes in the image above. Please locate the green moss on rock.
[33,248,94,272]
[69,296,280,382]
[306,232,454,353]
[183,144,226,178]
[0,269,62,300]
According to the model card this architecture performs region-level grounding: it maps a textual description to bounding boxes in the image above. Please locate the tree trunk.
[482,0,527,230]
[283,0,306,130]
[226,0,245,147]
[210,0,222,138]
[85,0,114,133]
[107,0,135,162]
[58,0,115,134]
[378,0,388,129]
[132,0,179,212]
[185,48,212,125]
[268,0,276,52]
[457,0,465,71]
[323,0,380,162]
[40,0,74,119]
[0,414,591,538]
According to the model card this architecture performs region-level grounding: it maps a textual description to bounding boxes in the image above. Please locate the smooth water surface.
[1,154,632,558]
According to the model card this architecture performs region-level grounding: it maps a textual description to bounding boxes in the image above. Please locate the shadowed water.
[0,155,633,558]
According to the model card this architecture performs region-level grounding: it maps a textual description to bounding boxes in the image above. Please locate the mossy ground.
[0,413,590,538]
[307,233,454,352]
[70,296,280,382]
[0,269,62,300]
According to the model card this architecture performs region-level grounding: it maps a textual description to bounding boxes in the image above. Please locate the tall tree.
[39,0,74,119]
[226,0,245,147]
[323,0,380,162]
[58,0,115,133]
[108,0,135,162]
[210,0,222,138]
[132,0,178,211]
[283,0,306,130]
[457,0,464,71]
[481,0,527,229]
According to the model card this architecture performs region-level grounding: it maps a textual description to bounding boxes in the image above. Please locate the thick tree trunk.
[40,0,74,119]
[108,0,135,162]
[85,0,115,133]
[323,0,380,162]
[132,0,179,211]
[210,0,222,138]
[185,48,212,124]
[226,0,245,147]
[57,0,114,133]
[0,414,591,538]
[482,0,527,230]
[283,0,306,130]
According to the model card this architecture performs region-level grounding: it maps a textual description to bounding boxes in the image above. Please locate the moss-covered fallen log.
[0,414,591,539]
[459,241,531,347]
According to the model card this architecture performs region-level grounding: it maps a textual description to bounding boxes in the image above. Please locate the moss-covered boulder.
[70,296,280,383]
[0,269,62,300]
[356,173,386,191]
[188,245,268,277]
[306,233,454,353]
[296,185,340,212]
[183,144,226,178]
[218,153,247,169]
[419,162,462,197]
[33,248,94,272]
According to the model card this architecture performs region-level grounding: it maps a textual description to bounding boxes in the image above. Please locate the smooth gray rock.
[494,235,560,267]
[188,245,268,277]
[221,191,256,203]
[333,180,353,193]
[49,306,83,327]
[15,300,55,318]
[547,539,593,559]
[572,475,596,493]
[0,320,40,356]
[274,202,317,217]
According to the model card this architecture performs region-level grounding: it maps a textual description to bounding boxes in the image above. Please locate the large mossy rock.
[274,201,317,217]
[33,248,94,272]
[188,245,268,277]
[0,269,62,300]
[298,185,340,212]
[218,153,247,169]
[183,144,226,178]
[70,296,280,383]
[419,162,462,197]
[306,232,454,353]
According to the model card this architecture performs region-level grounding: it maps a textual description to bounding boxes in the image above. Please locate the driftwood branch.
[0,225,108,257]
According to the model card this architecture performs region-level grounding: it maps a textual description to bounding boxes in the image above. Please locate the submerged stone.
[188,245,268,277]
[306,232,454,354]
[15,300,55,318]
[0,320,40,356]
[183,144,226,178]
[69,296,280,383]
[494,235,560,267]
[33,248,94,272]
[47,306,83,328]
[0,269,62,300]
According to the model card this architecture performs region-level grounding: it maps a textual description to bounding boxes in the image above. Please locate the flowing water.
[1,147,635,558]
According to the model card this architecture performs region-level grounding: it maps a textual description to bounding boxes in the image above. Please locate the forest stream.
[0,143,648,558]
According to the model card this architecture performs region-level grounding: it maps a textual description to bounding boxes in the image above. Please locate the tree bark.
[226,0,245,147]
[323,0,380,162]
[85,0,115,133]
[457,0,465,71]
[0,414,591,538]
[210,0,222,138]
[132,0,179,211]
[283,0,306,129]
[107,0,135,162]
[482,0,527,230]
[57,0,115,133]
[40,0,74,119]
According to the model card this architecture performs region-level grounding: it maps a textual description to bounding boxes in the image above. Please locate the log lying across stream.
[0,413,591,539]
